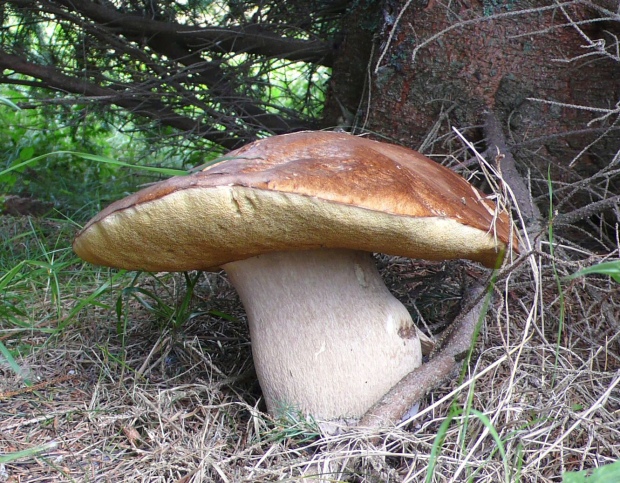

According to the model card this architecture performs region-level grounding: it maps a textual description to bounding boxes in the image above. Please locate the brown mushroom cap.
[73,131,514,271]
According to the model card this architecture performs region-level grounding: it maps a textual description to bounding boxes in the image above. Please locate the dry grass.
[3,1,620,480]
[1,208,620,482]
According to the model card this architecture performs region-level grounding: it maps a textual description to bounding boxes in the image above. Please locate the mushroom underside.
[223,248,423,420]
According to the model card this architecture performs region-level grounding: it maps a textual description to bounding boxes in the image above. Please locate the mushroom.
[73,131,514,420]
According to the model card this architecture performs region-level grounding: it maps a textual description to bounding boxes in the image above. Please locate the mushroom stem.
[222,248,422,420]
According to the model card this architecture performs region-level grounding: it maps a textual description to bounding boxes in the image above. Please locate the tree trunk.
[327,0,620,190]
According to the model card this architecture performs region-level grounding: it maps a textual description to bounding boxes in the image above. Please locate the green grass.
[0,105,202,371]
[424,280,523,483]
[566,260,620,283]
[547,169,566,382]
[0,217,125,375]
[0,441,59,464]
[563,460,620,482]
[0,150,186,180]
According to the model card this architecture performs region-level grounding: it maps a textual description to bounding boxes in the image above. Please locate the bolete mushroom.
[73,131,514,420]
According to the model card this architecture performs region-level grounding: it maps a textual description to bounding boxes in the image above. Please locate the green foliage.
[1,151,186,180]
[424,282,522,482]
[0,220,77,331]
[115,271,205,336]
[245,58,328,119]
[0,215,130,378]
[0,89,223,382]
[1,0,336,218]
[0,442,59,464]
[0,90,198,219]
[1,0,335,151]
[0,96,21,110]
[563,460,620,482]
[263,406,322,444]
[566,261,620,283]
[426,405,515,483]
[547,170,565,379]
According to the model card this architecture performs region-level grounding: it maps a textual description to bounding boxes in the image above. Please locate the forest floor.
[1,173,619,482]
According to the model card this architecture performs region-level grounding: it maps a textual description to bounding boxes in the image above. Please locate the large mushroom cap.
[73,131,515,271]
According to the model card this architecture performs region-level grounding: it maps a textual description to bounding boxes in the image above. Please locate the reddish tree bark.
[329,1,619,183]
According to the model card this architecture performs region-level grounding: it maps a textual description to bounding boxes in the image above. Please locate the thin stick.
[0,374,77,401]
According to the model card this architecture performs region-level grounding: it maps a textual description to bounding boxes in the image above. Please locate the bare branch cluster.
[0,0,342,150]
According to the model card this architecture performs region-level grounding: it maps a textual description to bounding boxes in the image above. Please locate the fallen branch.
[553,195,620,226]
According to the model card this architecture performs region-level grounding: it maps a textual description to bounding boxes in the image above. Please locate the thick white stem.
[223,249,422,420]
